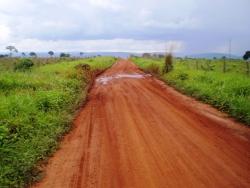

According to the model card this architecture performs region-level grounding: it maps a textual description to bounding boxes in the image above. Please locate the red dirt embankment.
[33,60,250,188]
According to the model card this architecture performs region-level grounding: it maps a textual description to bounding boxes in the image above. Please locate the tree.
[222,56,226,73]
[60,53,70,58]
[243,51,250,75]
[142,53,151,58]
[158,54,164,58]
[48,51,54,57]
[21,52,26,57]
[6,46,18,57]
[0,54,8,58]
[80,52,84,57]
[29,52,37,58]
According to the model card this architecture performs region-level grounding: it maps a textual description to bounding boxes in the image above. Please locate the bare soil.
[33,60,250,188]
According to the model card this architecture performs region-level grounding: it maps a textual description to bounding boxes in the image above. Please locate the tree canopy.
[29,52,37,57]
[60,53,70,58]
[48,51,54,57]
[6,46,18,57]
[243,51,250,60]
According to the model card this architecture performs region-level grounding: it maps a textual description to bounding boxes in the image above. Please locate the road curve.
[33,60,250,188]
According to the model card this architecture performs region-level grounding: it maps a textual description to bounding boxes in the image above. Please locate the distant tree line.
[60,53,70,58]
[141,53,165,58]
[1,45,87,59]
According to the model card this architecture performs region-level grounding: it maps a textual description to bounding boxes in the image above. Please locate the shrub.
[14,59,34,71]
[177,73,189,80]
[163,53,173,73]
[146,63,160,75]
[75,64,91,71]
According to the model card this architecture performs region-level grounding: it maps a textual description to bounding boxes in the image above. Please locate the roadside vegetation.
[131,56,250,125]
[0,56,116,187]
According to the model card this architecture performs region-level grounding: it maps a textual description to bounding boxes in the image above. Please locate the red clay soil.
[33,60,250,188]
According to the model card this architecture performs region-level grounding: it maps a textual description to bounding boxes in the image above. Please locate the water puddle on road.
[96,73,151,85]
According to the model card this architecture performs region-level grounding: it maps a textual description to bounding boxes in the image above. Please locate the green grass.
[132,57,250,125]
[0,57,115,187]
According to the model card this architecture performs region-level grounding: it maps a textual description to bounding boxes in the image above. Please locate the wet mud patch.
[96,73,151,85]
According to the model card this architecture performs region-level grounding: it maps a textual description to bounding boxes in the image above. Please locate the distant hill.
[187,53,241,59]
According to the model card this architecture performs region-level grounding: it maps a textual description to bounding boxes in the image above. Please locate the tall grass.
[0,57,115,187]
[132,57,250,125]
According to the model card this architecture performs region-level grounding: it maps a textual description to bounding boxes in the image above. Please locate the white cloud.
[88,0,122,11]
[0,24,11,42]
[142,17,199,29]
[0,0,249,54]
[2,38,184,53]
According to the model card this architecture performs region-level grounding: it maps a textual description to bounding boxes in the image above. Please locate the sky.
[0,0,249,55]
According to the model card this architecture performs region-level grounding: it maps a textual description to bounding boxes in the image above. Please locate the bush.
[163,53,173,73]
[177,72,189,80]
[14,59,34,71]
[146,63,160,75]
[75,63,91,71]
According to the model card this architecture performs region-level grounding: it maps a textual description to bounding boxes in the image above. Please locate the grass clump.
[0,57,115,187]
[14,58,34,71]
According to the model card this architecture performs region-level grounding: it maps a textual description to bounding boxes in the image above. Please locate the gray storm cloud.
[0,0,249,54]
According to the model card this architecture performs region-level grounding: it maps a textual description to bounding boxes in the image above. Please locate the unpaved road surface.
[34,60,250,188]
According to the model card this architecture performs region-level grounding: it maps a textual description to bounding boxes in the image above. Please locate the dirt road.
[34,60,250,188]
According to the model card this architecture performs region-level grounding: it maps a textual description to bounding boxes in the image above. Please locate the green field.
[0,57,115,187]
[132,57,250,125]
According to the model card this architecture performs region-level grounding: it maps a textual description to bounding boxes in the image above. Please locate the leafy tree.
[80,52,84,57]
[60,53,70,58]
[6,46,18,57]
[243,51,250,75]
[29,52,37,58]
[48,51,54,57]
[243,51,250,60]
[21,52,26,57]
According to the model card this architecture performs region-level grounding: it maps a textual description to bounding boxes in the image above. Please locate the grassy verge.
[0,57,115,187]
[132,57,250,125]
